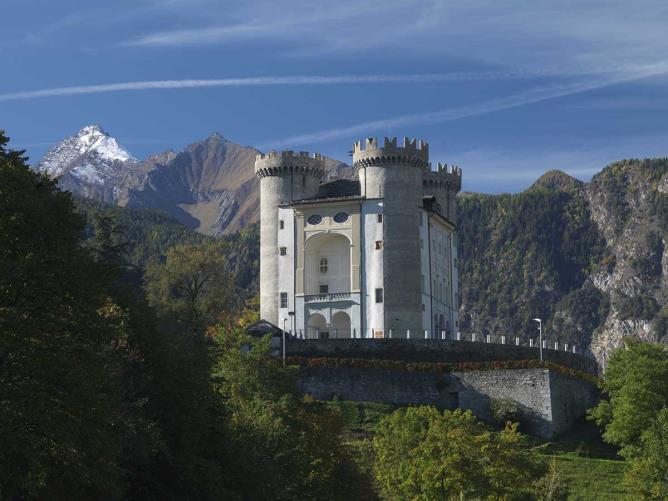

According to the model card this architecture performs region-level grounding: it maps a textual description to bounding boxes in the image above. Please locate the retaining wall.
[297,366,598,438]
[284,338,598,374]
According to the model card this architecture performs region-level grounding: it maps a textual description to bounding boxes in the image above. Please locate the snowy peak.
[36,124,136,180]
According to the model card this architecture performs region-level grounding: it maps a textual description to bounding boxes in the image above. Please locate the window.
[377,214,383,223]
[375,240,383,250]
[333,212,349,223]
[279,220,285,229]
[319,257,328,274]
[279,247,287,256]
[307,214,322,225]
[375,288,383,303]
[319,284,329,294]
[279,292,288,308]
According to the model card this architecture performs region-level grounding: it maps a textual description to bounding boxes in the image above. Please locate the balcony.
[304,292,352,303]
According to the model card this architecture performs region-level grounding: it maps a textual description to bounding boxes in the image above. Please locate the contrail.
[0,66,646,102]
[262,62,668,149]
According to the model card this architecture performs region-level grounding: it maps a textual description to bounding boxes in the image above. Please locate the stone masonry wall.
[297,366,598,438]
[285,338,597,374]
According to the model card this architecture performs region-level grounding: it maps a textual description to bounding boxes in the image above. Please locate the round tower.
[353,137,429,335]
[255,151,324,325]
[423,163,462,223]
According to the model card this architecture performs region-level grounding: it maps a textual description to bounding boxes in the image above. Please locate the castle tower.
[255,151,325,325]
[353,137,429,335]
[422,163,462,222]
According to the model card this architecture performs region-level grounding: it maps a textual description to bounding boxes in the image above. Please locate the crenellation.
[255,150,326,179]
[353,136,429,169]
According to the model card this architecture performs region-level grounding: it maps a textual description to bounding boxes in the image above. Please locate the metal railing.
[304,292,352,303]
[287,328,583,355]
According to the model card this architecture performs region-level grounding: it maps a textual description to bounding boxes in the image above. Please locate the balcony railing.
[304,292,352,303]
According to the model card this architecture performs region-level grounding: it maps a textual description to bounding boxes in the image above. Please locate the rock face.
[458,161,668,366]
[585,160,668,364]
[36,126,349,236]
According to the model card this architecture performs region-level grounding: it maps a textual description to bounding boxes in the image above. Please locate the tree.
[625,407,668,500]
[0,131,126,498]
[214,327,371,500]
[144,241,233,333]
[588,337,668,458]
[373,406,541,500]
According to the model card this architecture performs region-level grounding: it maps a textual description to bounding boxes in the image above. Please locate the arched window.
[319,257,328,274]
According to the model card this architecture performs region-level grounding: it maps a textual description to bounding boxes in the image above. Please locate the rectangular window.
[377,213,383,223]
[279,292,288,308]
[279,220,285,229]
[375,288,383,303]
[319,284,329,294]
[279,247,287,256]
[375,240,383,250]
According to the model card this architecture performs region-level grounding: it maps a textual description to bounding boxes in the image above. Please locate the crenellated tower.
[422,163,462,222]
[353,137,429,334]
[255,151,325,325]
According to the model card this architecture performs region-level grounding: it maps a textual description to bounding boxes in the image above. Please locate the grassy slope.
[330,401,632,500]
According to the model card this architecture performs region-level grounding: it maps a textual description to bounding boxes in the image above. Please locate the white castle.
[255,137,462,339]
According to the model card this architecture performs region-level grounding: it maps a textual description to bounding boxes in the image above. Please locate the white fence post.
[515,337,520,346]
[529,338,534,347]
[542,340,547,349]
[407,329,411,339]
[389,329,392,339]
[501,336,506,345]
[441,330,446,340]
[472,333,476,342]
[486,334,491,344]
[424,329,428,339]
[456,331,461,341]
[554,341,559,350]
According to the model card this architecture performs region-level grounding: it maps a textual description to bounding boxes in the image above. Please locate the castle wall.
[284,338,598,374]
[256,153,323,325]
[296,366,598,438]
[362,199,384,336]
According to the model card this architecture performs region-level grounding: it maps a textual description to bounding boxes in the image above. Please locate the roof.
[246,319,284,337]
[290,178,361,205]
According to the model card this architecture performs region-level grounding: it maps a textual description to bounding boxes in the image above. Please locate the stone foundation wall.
[297,366,598,438]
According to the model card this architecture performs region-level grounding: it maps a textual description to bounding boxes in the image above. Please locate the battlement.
[352,137,429,169]
[423,163,462,191]
[255,150,326,179]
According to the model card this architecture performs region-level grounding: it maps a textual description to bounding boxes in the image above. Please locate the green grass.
[331,401,634,500]
[549,454,629,500]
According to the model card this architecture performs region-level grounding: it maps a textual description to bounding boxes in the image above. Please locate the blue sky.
[2,0,668,192]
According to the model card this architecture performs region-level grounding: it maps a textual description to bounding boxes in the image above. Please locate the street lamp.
[282,318,287,367]
[532,318,543,362]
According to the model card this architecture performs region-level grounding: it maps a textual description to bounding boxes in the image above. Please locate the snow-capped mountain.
[36,125,350,235]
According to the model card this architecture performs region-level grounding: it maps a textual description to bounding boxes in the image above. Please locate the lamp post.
[532,318,543,362]
[282,318,287,367]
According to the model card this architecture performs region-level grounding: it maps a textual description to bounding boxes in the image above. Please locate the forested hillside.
[458,160,668,362]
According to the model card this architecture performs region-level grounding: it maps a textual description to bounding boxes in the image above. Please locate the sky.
[2,0,668,192]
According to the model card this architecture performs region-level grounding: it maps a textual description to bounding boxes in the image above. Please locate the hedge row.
[285,356,600,385]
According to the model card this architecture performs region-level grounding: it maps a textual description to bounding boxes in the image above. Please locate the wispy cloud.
[0,66,639,103]
[262,62,668,149]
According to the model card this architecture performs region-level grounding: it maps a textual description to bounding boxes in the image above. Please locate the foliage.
[286,356,600,384]
[214,327,371,500]
[588,338,668,458]
[75,195,210,268]
[0,131,126,498]
[617,295,660,321]
[144,240,233,333]
[491,398,523,427]
[372,406,542,500]
[532,458,568,501]
[625,407,668,500]
[457,189,607,340]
